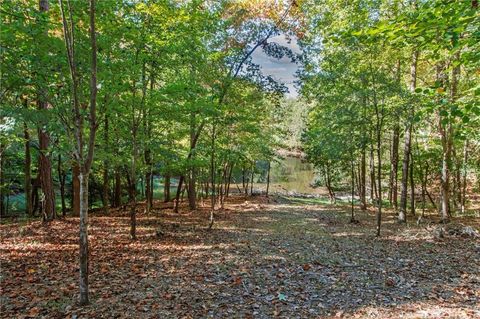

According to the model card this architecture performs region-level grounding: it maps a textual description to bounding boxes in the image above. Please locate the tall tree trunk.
[369,144,377,201]
[389,125,399,210]
[250,161,255,195]
[0,142,4,218]
[439,55,459,222]
[59,0,98,304]
[421,163,428,218]
[143,61,155,213]
[372,66,384,237]
[374,107,383,237]
[32,176,40,215]
[174,175,184,213]
[226,163,234,198]
[409,152,415,216]
[266,161,271,197]
[72,164,80,215]
[78,172,89,305]
[453,148,462,212]
[38,105,56,218]
[173,118,206,213]
[461,140,468,213]
[375,132,382,237]
[219,163,227,209]
[325,163,336,204]
[129,49,148,234]
[350,159,356,222]
[24,111,33,217]
[210,124,216,211]
[102,115,109,214]
[360,149,367,210]
[440,125,453,222]
[188,112,197,210]
[38,0,56,222]
[242,165,246,193]
[129,127,137,239]
[399,50,418,223]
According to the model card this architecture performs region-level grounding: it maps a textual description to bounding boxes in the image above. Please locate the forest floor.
[1,195,479,318]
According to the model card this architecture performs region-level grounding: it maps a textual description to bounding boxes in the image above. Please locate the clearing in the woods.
[1,196,479,318]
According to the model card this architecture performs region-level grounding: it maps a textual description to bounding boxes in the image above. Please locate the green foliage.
[299,0,479,205]
[0,0,298,213]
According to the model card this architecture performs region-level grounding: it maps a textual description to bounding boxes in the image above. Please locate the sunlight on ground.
[1,196,478,318]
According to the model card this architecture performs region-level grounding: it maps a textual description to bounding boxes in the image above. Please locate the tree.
[58,0,98,305]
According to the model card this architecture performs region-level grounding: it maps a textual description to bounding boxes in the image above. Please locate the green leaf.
[439,110,448,117]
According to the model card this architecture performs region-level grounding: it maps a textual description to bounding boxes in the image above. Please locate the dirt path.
[1,197,479,318]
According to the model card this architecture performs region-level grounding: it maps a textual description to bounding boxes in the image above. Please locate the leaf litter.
[1,196,479,318]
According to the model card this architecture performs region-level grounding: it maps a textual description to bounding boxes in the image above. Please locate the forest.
[0,0,479,318]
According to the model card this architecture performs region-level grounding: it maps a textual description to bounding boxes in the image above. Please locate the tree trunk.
[374,112,383,237]
[174,175,184,213]
[440,126,452,222]
[389,125,399,210]
[102,115,109,214]
[173,118,206,212]
[453,148,462,212]
[59,0,98,305]
[409,152,415,216]
[461,140,468,213]
[242,165,246,193]
[369,145,377,201]
[0,142,4,218]
[188,168,196,209]
[219,163,226,209]
[38,119,56,220]
[37,0,56,222]
[250,161,255,195]
[399,50,418,223]
[439,55,459,222]
[129,186,137,240]
[32,176,40,215]
[350,159,356,222]
[375,135,382,237]
[210,124,216,211]
[78,172,89,305]
[130,130,137,239]
[421,164,428,217]
[372,67,384,237]
[226,163,234,198]
[360,150,367,210]
[325,163,336,204]
[266,161,271,196]
[188,112,197,210]
[72,164,80,215]
[24,114,32,217]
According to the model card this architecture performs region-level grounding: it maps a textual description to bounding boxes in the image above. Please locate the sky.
[251,34,301,98]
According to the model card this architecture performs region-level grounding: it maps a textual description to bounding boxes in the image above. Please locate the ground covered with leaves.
[1,196,479,318]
